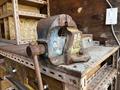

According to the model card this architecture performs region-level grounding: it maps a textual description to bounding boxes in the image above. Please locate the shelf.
[0,0,47,7]
[0,11,47,19]
[0,13,12,19]
[0,43,81,88]
[87,66,117,90]
[0,12,42,20]
[18,0,47,7]
[19,11,47,19]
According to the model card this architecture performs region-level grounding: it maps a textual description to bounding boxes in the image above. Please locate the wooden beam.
[25,0,47,4]
[0,13,12,19]
[19,11,47,19]
[3,18,9,39]
[3,4,9,39]
[12,0,21,45]
[47,0,50,17]
[18,0,47,7]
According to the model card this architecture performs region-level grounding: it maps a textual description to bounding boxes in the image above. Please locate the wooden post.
[0,24,2,38]
[47,0,50,17]
[3,18,9,39]
[12,0,20,45]
[3,4,9,39]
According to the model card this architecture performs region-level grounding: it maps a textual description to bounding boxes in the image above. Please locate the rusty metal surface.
[33,55,44,90]
[37,14,77,39]
[0,43,29,57]
[0,46,82,88]
[37,14,91,65]
[60,46,119,77]
[87,66,117,90]
[37,14,82,65]
[0,42,118,76]
[26,44,45,57]
[0,42,119,89]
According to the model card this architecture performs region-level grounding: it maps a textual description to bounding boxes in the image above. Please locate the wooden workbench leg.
[63,84,79,90]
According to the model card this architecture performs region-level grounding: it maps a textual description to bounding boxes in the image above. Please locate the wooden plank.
[0,13,12,19]
[6,2,40,14]
[47,0,50,16]
[12,0,20,45]
[3,18,9,39]
[3,3,9,39]
[8,17,38,42]
[2,4,9,39]
[19,11,47,19]
[18,0,47,7]
[0,0,47,7]
[25,0,47,4]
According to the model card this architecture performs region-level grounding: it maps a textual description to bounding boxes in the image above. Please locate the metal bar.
[0,39,16,45]
[0,49,80,87]
[6,76,28,90]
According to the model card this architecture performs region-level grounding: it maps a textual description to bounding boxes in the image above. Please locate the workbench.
[0,42,119,90]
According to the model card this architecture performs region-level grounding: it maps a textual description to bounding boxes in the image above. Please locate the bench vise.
[27,14,90,65]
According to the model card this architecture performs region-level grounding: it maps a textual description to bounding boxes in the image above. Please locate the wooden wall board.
[8,17,38,41]
[3,18,9,39]
[5,2,40,15]
[0,7,2,16]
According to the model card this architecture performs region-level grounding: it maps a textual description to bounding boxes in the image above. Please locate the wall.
[50,0,120,45]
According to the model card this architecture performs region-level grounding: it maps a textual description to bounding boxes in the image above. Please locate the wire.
[106,0,112,8]
[105,0,120,45]
[111,25,120,45]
